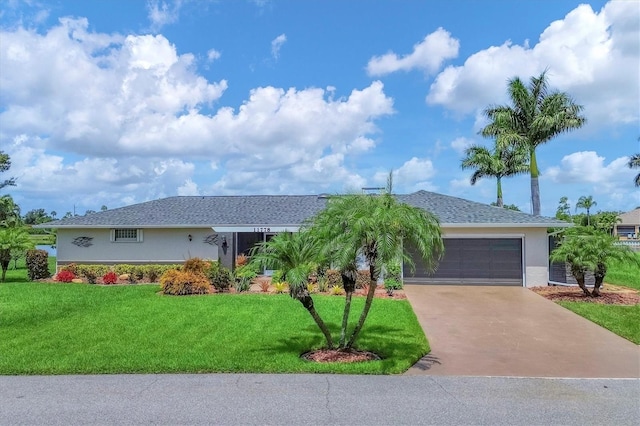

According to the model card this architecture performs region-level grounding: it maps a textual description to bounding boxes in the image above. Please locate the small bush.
[144,265,163,283]
[326,269,342,288]
[114,264,134,276]
[206,262,233,292]
[384,261,402,282]
[356,270,370,289]
[77,265,109,284]
[131,265,145,282]
[60,263,77,275]
[273,282,288,294]
[317,276,328,293]
[257,278,270,293]
[271,269,284,284]
[183,257,211,274]
[56,270,76,283]
[102,271,118,284]
[26,249,50,281]
[306,283,316,294]
[235,254,248,267]
[160,269,210,295]
[330,285,344,296]
[384,279,403,296]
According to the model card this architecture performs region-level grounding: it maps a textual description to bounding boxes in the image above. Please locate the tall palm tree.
[482,71,586,215]
[248,231,335,349]
[575,195,597,226]
[307,186,444,349]
[629,153,640,187]
[460,142,529,207]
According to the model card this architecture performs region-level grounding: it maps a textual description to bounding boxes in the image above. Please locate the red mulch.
[301,349,381,363]
[530,284,640,305]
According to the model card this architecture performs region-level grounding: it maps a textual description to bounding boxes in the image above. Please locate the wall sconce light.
[221,235,227,248]
[188,234,193,242]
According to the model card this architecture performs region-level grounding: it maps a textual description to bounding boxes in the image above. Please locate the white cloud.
[147,0,182,31]
[207,48,221,62]
[366,28,459,76]
[271,33,287,60]
[450,137,474,155]
[177,179,200,196]
[0,18,394,210]
[373,157,437,192]
[427,2,640,127]
[544,151,638,209]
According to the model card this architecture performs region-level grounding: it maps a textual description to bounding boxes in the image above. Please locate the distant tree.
[461,142,529,207]
[482,71,586,215]
[591,211,622,235]
[629,153,640,187]
[555,196,571,221]
[0,151,17,190]
[490,202,521,211]
[0,196,22,227]
[50,211,57,220]
[101,205,108,211]
[85,210,96,216]
[23,209,53,225]
[63,212,73,219]
[0,226,34,282]
[575,196,597,226]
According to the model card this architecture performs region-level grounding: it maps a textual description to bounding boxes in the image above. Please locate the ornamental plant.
[102,271,118,285]
[55,270,76,283]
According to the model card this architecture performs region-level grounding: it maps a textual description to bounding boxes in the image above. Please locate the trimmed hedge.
[26,249,50,280]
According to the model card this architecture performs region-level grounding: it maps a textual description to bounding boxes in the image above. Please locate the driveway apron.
[404,285,640,378]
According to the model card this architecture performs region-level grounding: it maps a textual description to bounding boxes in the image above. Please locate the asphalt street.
[1,374,638,425]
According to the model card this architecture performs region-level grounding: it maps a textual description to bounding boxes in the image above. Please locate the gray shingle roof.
[40,190,568,228]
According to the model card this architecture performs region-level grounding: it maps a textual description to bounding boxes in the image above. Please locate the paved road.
[1,374,638,425]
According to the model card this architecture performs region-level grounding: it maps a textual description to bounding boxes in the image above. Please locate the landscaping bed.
[531,284,640,305]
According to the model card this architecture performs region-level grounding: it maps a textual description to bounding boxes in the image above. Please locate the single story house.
[614,208,639,241]
[37,190,569,287]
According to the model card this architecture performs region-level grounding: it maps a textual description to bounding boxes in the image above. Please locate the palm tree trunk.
[592,264,606,297]
[572,268,590,296]
[339,270,357,347]
[346,262,378,349]
[530,148,541,216]
[496,177,503,207]
[294,289,334,349]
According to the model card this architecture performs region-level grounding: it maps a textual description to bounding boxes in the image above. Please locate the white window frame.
[110,228,143,243]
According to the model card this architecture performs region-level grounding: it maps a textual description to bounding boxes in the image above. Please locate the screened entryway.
[404,238,523,286]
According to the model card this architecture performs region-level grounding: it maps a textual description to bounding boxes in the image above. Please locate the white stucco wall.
[56,228,219,264]
[441,227,549,287]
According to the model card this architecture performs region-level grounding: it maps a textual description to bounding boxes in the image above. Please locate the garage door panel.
[404,238,523,286]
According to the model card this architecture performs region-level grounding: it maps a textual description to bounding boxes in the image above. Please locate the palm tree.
[307,185,444,349]
[575,195,597,226]
[550,227,639,297]
[629,153,640,187]
[0,226,34,282]
[482,70,586,215]
[0,195,22,227]
[248,231,335,349]
[460,142,529,207]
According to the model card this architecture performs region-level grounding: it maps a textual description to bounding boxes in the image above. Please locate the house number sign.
[253,227,271,232]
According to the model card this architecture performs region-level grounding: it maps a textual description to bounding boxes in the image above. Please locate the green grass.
[0,283,428,375]
[3,257,56,283]
[558,302,640,344]
[606,252,640,290]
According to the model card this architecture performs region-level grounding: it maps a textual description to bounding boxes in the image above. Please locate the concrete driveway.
[404,285,640,378]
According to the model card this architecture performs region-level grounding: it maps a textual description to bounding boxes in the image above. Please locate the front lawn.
[558,301,640,344]
[0,283,428,375]
[606,252,640,291]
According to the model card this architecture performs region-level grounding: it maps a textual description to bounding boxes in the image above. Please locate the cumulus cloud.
[0,18,394,209]
[373,157,437,192]
[544,151,638,209]
[207,48,221,62]
[426,2,640,127]
[271,33,287,60]
[366,28,459,76]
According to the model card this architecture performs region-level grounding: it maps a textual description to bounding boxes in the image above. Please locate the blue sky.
[1,0,638,218]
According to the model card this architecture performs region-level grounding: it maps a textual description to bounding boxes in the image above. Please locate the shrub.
[60,263,77,275]
[257,278,270,293]
[102,271,118,284]
[234,263,258,292]
[160,269,210,295]
[317,275,328,293]
[326,269,342,288]
[356,270,370,289]
[26,249,50,280]
[271,269,284,284]
[144,265,163,283]
[206,262,233,292]
[114,264,135,276]
[330,285,344,296]
[131,265,145,282]
[183,257,211,274]
[56,270,76,283]
[76,265,108,284]
[384,261,402,282]
[306,283,316,294]
[384,278,403,296]
[273,281,287,294]
[235,254,248,267]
